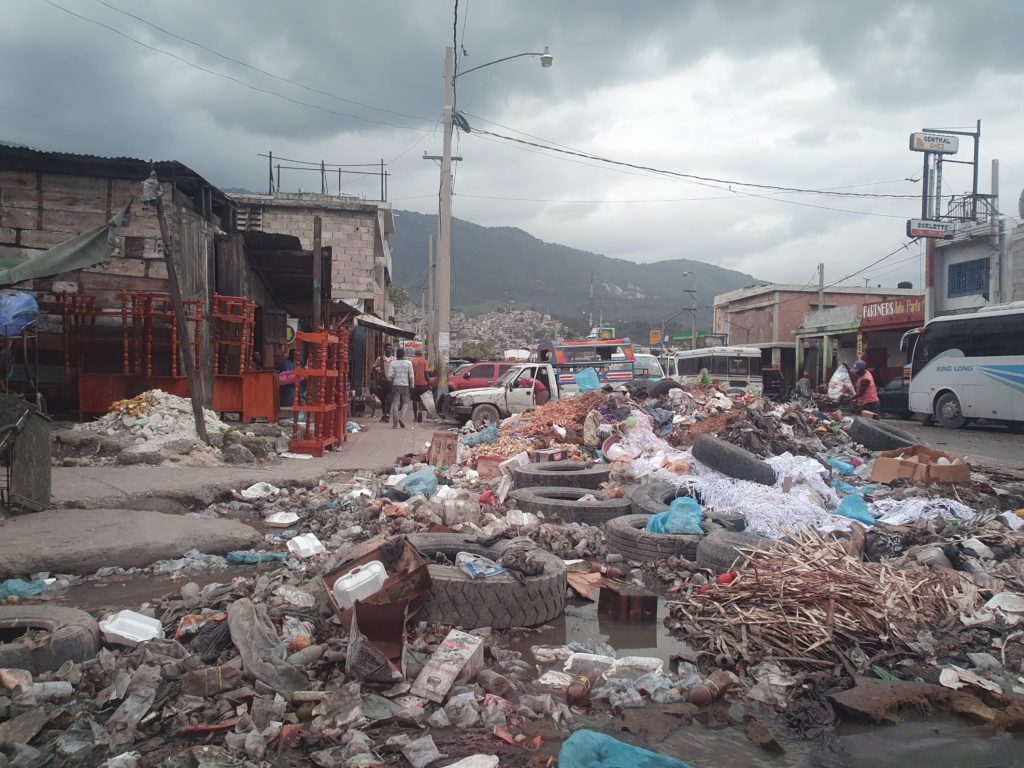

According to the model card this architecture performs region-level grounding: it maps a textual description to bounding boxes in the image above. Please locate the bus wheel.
[934,392,966,429]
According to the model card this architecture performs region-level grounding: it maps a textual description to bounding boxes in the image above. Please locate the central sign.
[909,132,959,154]
[906,219,955,239]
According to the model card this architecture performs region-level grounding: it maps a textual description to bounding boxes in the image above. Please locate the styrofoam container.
[99,610,163,647]
[287,533,325,559]
[331,560,387,609]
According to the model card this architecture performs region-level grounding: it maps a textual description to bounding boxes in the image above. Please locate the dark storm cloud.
[2,0,1023,284]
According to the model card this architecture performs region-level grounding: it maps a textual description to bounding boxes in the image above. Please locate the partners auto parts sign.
[861,296,924,329]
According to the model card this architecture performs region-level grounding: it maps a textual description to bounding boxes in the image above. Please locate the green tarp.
[0,209,130,286]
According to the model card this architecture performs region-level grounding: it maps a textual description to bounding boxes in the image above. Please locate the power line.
[92,0,435,126]
[465,125,920,200]
[41,0,433,133]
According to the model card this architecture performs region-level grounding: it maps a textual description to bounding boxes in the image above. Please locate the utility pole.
[435,46,456,395]
[588,270,594,329]
[425,234,434,363]
[682,271,697,350]
[312,216,322,330]
[817,263,824,310]
[145,172,209,445]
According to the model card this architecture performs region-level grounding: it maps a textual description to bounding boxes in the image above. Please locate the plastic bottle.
[686,670,737,705]
[476,669,516,698]
[565,671,597,707]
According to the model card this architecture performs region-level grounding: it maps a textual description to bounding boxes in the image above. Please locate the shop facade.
[858,295,924,385]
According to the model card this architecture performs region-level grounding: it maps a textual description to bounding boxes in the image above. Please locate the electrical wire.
[465,126,920,200]
[92,0,435,126]
[41,0,433,133]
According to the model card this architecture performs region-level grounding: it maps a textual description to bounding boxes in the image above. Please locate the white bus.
[903,303,1024,430]
[666,346,763,393]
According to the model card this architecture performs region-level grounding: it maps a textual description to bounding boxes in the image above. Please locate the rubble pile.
[7,378,1024,763]
[59,389,289,466]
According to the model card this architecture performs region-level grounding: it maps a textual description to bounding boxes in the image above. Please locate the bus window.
[677,357,700,376]
[710,356,728,376]
[728,356,749,376]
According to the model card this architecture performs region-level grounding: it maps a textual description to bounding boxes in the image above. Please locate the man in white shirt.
[387,347,415,428]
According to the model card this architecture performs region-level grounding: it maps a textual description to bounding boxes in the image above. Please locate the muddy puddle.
[53,565,265,614]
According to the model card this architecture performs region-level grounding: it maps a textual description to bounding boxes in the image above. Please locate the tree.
[459,340,498,359]
[388,284,409,310]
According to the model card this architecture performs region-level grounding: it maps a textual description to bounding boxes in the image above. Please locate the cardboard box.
[428,432,458,467]
[409,628,485,703]
[531,448,568,463]
[474,454,504,481]
[870,445,971,485]
[322,537,431,621]
[598,579,657,623]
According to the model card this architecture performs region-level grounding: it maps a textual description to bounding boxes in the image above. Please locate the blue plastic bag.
[835,494,874,526]
[226,550,288,565]
[645,496,703,535]
[461,423,497,447]
[0,578,45,600]
[574,367,601,392]
[827,458,854,475]
[396,466,438,497]
[559,730,692,768]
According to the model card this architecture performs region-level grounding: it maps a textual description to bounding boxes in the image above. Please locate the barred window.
[947,258,989,298]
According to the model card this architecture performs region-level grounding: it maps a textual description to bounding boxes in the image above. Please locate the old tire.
[631,482,744,531]
[847,416,918,450]
[697,531,772,573]
[692,434,777,486]
[471,403,501,427]
[0,605,100,673]
[605,514,704,561]
[649,379,682,397]
[406,533,566,629]
[511,461,610,490]
[508,486,630,524]
[933,392,966,430]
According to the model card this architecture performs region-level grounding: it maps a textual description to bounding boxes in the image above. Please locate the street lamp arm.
[456,50,550,78]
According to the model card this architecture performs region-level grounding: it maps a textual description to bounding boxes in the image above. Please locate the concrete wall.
[932,234,994,315]
[232,193,392,311]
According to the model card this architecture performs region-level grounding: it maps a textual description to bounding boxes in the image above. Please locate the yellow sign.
[649,328,662,345]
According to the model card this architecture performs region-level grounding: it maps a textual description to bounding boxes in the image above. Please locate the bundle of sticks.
[665,531,979,672]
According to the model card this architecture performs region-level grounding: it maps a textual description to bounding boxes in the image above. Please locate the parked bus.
[668,346,763,393]
[537,338,635,390]
[902,303,1024,430]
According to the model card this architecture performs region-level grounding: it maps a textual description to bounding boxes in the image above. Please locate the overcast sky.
[4,0,1023,289]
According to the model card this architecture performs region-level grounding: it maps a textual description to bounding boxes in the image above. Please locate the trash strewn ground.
[4,382,1024,765]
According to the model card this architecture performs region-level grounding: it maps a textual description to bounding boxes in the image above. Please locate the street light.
[433,45,552,397]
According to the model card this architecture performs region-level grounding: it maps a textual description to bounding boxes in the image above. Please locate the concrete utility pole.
[436,46,456,394]
[312,216,322,330]
[145,173,209,446]
[433,44,551,393]
[682,270,697,350]
[817,263,825,311]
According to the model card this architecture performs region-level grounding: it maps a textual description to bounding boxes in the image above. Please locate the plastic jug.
[99,610,163,647]
[287,533,326,559]
[332,560,387,609]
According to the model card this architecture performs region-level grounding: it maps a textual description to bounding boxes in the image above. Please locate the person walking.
[388,347,414,429]
[371,343,395,422]
[411,349,430,422]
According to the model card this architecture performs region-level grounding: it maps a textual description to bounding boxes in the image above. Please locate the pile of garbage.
[57,390,290,466]
[7,379,1024,763]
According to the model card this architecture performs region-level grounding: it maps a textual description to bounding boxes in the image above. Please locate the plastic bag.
[419,391,438,419]
[574,367,601,392]
[396,466,438,497]
[0,578,45,600]
[835,494,874,526]
[827,365,855,401]
[226,550,288,565]
[558,730,693,768]
[461,423,498,446]
[402,735,444,768]
[444,693,481,727]
[456,552,505,579]
[645,497,703,535]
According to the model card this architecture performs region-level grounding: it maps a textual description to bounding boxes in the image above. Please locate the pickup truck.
[447,362,562,426]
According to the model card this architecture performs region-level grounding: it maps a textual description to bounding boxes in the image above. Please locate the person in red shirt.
[516,373,550,406]
[850,360,879,414]
[411,349,430,422]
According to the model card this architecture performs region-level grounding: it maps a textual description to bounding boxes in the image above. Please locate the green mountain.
[390,210,762,339]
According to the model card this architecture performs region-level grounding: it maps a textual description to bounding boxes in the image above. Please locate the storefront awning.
[357,313,415,339]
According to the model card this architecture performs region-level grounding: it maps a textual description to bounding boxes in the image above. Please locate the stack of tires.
[508,459,630,525]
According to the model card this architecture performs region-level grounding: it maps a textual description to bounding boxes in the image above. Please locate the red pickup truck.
[448,361,515,392]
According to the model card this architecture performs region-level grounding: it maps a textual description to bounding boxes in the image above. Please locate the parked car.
[876,378,912,418]
[448,362,559,425]
[448,361,516,392]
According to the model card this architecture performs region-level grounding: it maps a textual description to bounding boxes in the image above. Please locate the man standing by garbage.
[388,346,414,429]
[795,370,813,401]
[371,342,395,422]
[850,360,879,414]
[411,349,430,423]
